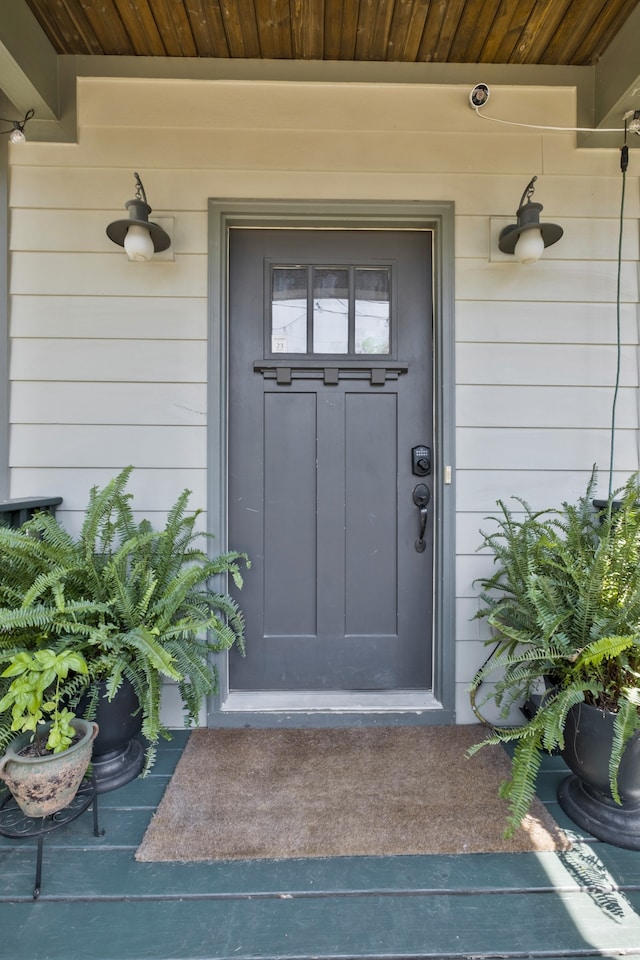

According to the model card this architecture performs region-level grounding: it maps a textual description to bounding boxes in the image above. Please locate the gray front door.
[228,228,433,696]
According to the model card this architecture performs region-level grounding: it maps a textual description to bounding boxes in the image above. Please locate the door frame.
[207,199,456,727]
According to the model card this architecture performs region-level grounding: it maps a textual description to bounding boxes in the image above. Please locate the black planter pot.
[79,678,144,794]
[557,701,640,849]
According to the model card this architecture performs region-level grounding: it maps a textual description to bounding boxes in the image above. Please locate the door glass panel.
[271,264,392,356]
[313,268,349,354]
[271,267,307,353]
[355,267,390,354]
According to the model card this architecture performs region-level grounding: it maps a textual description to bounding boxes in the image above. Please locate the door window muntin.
[268,260,395,358]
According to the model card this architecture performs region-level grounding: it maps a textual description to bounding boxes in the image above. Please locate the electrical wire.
[608,141,628,497]
[473,105,626,134]
[470,107,631,724]
[475,98,631,497]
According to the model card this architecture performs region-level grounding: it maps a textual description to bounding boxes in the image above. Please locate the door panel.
[263,392,317,637]
[345,392,397,637]
[228,229,433,695]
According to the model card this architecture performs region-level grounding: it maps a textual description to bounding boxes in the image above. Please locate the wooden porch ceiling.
[23,0,640,65]
[1,1,640,145]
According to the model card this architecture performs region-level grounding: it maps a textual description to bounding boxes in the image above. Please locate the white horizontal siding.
[456,343,639,385]
[456,300,639,343]
[56,509,208,541]
[10,425,207,468]
[14,128,550,175]
[11,166,639,218]
[10,296,207,338]
[542,133,636,175]
[457,385,638,428]
[10,382,207,424]
[10,340,206,382]
[455,468,628,513]
[10,253,206,297]
[456,512,506,557]
[457,258,639,302]
[457,426,638,470]
[9,466,207,511]
[10,211,205,255]
[6,76,640,726]
[457,216,640,262]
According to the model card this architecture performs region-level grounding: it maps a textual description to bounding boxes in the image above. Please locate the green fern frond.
[576,635,635,671]
[0,467,249,775]
[610,697,640,803]
[499,730,544,838]
[470,467,640,835]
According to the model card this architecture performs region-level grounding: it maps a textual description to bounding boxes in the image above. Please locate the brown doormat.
[135,725,570,862]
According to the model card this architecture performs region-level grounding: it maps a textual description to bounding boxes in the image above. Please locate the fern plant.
[469,471,640,837]
[0,467,249,771]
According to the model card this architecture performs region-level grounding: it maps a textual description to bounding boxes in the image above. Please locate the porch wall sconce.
[498,176,563,264]
[0,109,34,144]
[106,172,171,261]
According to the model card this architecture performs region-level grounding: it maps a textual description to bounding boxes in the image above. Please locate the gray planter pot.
[78,679,144,794]
[558,701,640,849]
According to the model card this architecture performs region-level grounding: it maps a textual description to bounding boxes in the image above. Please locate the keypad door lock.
[411,445,431,477]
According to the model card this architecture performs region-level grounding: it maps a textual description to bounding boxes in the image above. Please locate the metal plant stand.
[0,777,104,898]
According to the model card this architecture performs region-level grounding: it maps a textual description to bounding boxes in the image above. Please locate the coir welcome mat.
[135,725,569,862]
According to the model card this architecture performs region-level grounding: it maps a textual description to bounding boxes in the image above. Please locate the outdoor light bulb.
[123,224,154,261]
[514,228,545,264]
[629,115,640,135]
[9,127,25,144]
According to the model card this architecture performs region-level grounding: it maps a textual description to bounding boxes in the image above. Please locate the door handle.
[412,483,430,553]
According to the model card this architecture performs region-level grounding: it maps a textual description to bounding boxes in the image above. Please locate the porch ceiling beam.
[0,0,60,121]
[590,1,640,147]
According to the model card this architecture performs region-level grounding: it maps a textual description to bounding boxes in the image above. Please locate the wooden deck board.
[1,736,640,959]
[0,845,616,900]
[4,889,640,959]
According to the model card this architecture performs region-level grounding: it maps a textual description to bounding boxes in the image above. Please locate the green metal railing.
[0,497,62,529]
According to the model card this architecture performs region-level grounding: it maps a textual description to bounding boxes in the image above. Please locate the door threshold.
[221,690,443,712]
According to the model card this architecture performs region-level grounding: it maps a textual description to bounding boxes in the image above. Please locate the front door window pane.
[271,267,307,353]
[313,268,349,354]
[355,268,390,354]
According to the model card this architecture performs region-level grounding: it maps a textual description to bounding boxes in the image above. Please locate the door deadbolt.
[412,445,431,476]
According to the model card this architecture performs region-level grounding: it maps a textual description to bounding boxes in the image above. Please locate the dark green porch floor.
[2,730,640,960]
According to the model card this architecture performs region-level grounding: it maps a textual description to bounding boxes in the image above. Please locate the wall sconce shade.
[498,176,563,263]
[106,173,171,261]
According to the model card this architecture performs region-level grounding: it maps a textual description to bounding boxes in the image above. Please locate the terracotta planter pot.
[558,701,640,849]
[0,719,98,818]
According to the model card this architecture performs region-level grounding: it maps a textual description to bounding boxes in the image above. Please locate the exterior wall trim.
[0,135,8,500]
[207,198,456,727]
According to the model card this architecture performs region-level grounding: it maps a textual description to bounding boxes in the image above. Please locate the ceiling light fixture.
[498,176,563,264]
[106,172,171,262]
[0,109,34,144]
